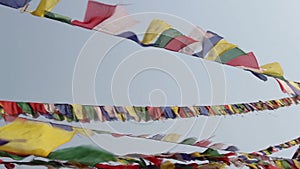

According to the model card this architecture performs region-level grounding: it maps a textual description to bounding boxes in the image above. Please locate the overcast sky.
[1,0,300,168]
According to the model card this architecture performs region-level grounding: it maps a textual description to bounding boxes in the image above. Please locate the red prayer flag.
[225,52,259,69]
[71,0,116,29]
[165,35,197,52]
[193,139,212,147]
[0,101,23,116]
[28,103,47,114]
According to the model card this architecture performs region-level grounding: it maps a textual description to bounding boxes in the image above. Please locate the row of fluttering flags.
[1,0,300,96]
[0,118,300,169]
[2,1,300,169]
[0,95,299,123]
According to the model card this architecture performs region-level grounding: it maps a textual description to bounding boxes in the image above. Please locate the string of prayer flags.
[253,137,300,156]
[0,136,299,169]
[2,0,299,95]
[0,96,299,123]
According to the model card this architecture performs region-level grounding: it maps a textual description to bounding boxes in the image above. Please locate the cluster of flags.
[0,118,299,169]
[1,0,300,96]
[1,0,300,168]
[0,95,299,123]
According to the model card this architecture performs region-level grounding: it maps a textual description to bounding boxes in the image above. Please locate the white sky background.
[0,0,300,168]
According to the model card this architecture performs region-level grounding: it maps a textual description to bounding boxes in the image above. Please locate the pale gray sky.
[0,0,300,168]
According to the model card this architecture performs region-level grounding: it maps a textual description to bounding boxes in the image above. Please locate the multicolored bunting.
[253,137,300,156]
[0,145,300,169]
[10,0,299,96]
[0,96,298,123]
[1,118,235,153]
[0,119,297,169]
[0,118,75,157]
[1,2,300,168]
[1,1,299,102]
[3,118,299,160]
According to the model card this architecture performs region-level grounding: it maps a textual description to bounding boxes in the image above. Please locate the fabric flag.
[17,102,36,117]
[48,146,116,166]
[193,31,223,58]
[0,0,30,9]
[289,81,300,92]
[276,79,295,95]
[154,28,183,48]
[165,35,197,52]
[162,133,181,143]
[188,26,206,42]
[31,0,60,17]
[0,118,75,157]
[216,47,246,63]
[94,5,139,35]
[179,41,202,55]
[125,106,140,121]
[0,101,23,116]
[225,52,259,69]
[288,81,300,96]
[71,104,84,120]
[260,62,284,77]
[28,103,47,114]
[292,146,300,160]
[71,0,116,30]
[209,143,226,149]
[205,39,237,61]
[193,139,212,147]
[44,11,72,24]
[179,137,197,145]
[178,26,205,54]
[141,19,172,45]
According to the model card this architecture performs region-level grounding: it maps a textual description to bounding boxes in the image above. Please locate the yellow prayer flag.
[293,160,300,168]
[31,0,60,17]
[206,162,227,169]
[260,62,284,77]
[125,106,140,122]
[206,39,237,61]
[0,118,75,157]
[191,152,203,157]
[171,106,179,116]
[141,20,172,45]
[289,81,300,91]
[73,127,94,137]
[275,160,284,168]
[162,133,181,143]
[160,161,175,169]
[72,104,84,120]
[246,164,259,169]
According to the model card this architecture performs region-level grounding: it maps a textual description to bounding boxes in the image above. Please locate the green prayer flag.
[83,105,98,121]
[179,137,197,145]
[134,107,148,121]
[203,148,221,156]
[0,150,26,160]
[48,146,116,166]
[17,102,37,117]
[44,11,72,24]
[154,28,183,48]
[216,47,246,63]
